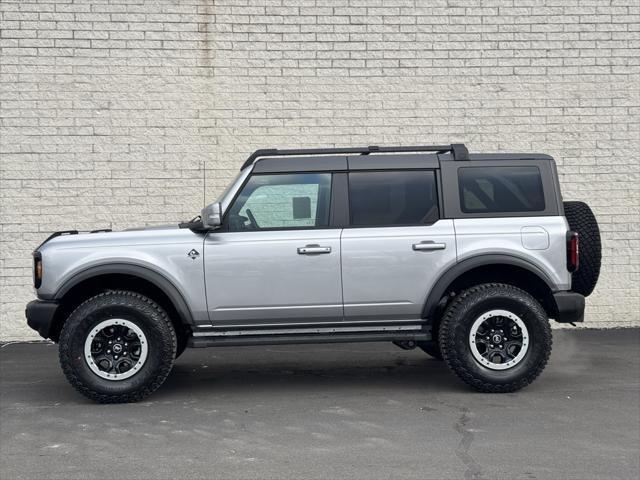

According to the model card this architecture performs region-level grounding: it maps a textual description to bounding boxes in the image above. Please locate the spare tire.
[563,201,601,296]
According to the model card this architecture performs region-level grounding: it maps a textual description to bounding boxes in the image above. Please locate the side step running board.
[189,331,430,348]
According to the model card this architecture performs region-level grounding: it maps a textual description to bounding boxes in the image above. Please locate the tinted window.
[458,166,545,213]
[228,173,331,231]
[349,171,439,226]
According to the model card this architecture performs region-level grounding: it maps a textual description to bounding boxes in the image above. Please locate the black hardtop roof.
[439,152,553,162]
[242,144,554,171]
[241,144,468,170]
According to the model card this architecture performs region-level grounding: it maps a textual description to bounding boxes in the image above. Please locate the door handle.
[297,245,332,255]
[412,241,446,251]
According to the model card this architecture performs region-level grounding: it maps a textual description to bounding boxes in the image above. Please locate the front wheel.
[439,283,552,393]
[59,291,177,403]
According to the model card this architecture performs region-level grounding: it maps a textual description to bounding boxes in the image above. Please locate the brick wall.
[1,0,638,340]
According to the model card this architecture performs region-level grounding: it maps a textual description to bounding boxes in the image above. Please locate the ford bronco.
[26,144,601,402]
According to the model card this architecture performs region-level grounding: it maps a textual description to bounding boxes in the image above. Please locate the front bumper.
[25,299,59,340]
[553,291,585,323]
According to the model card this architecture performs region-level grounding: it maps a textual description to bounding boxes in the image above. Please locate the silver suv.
[26,144,601,403]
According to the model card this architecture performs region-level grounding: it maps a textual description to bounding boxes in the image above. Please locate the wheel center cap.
[112,343,123,354]
[492,334,503,344]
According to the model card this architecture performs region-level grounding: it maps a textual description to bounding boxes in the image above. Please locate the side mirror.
[201,202,222,229]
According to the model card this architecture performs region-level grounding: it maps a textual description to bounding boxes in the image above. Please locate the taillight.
[567,231,579,273]
[33,252,42,288]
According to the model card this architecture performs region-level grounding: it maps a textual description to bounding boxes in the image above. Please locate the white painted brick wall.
[1,0,638,340]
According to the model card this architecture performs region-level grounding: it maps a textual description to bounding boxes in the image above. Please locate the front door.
[204,172,343,326]
[340,170,457,321]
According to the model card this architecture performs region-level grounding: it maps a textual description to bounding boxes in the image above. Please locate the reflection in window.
[228,173,332,231]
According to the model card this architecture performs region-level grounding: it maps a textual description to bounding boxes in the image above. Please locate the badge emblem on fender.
[187,249,199,259]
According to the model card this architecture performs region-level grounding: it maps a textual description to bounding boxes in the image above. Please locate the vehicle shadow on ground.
[155,351,466,399]
[4,338,601,405]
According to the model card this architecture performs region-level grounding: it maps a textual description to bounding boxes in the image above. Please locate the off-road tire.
[563,201,601,297]
[59,291,176,403]
[439,283,552,393]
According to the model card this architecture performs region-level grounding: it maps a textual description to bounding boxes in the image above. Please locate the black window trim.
[329,172,349,228]
[439,159,560,218]
[344,168,442,229]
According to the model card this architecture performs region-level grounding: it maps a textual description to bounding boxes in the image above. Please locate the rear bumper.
[25,299,59,340]
[553,291,585,323]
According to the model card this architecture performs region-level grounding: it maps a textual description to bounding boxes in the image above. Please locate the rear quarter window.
[458,166,545,214]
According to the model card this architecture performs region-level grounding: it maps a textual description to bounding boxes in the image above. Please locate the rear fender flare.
[422,255,555,322]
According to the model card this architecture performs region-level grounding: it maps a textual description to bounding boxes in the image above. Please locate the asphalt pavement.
[1,328,639,480]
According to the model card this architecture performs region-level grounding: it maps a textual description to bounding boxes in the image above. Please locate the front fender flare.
[52,263,195,325]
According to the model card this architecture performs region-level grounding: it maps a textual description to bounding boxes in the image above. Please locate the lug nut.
[107,349,111,354]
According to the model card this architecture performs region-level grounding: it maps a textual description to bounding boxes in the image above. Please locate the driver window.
[227,173,332,231]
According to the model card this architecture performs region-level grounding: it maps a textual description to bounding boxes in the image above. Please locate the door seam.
[202,232,213,325]
[339,228,345,320]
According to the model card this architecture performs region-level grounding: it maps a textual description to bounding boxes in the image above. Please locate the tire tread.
[439,283,552,393]
[563,201,601,297]
[58,290,176,404]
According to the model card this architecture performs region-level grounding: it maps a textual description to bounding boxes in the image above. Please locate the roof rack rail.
[240,143,469,170]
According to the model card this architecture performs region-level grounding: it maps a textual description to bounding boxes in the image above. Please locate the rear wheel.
[59,291,176,403]
[439,283,552,393]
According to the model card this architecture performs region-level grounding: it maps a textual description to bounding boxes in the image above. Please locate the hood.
[37,225,196,252]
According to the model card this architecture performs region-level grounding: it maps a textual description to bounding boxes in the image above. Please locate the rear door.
[340,165,457,321]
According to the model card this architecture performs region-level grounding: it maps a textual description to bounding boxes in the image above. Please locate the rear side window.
[348,170,439,226]
[458,166,545,214]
